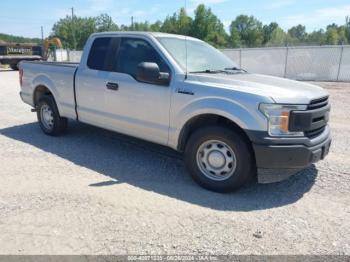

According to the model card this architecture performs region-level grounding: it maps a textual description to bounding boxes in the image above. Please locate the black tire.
[10,64,18,70]
[36,95,68,136]
[184,126,256,193]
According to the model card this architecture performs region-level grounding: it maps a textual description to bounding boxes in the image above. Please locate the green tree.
[177,8,192,35]
[229,15,264,47]
[346,16,350,43]
[229,27,241,47]
[325,28,339,45]
[323,23,348,45]
[51,14,121,49]
[161,13,178,33]
[267,27,287,46]
[288,24,307,42]
[150,21,162,32]
[263,22,279,45]
[133,22,151,31]
[306,29,326,45]
[191,4,208,39]
[191,4,228,47]
[74,17,96,49]
[337,26,348,44]
[48,5,350,49]
[52,15,97,49]
[0,33,41,44]
[96,14,118,32]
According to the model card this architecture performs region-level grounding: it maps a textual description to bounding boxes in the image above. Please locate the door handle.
[106,82,119,90]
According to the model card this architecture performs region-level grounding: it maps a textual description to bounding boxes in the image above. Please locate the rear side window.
[87,37,112,71]
[116,38,169,78]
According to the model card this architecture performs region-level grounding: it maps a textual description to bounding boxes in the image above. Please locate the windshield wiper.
[224,67,247,73]
[190,69,227,74]
[190,67,247,74]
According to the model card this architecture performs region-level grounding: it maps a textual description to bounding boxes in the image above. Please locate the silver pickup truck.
[19,32,331,192]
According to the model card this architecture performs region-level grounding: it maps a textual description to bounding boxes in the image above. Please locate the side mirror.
[136,62,170,86]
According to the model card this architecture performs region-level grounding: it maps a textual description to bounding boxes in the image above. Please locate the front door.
[76,36,172,145]
[104,37,172,145]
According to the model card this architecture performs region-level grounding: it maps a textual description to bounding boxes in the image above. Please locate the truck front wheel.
[37,95,68,136]
[184,126,255,193]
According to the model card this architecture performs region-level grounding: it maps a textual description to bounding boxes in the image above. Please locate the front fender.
[169,97,268,149]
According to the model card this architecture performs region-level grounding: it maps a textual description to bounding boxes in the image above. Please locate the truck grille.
[305,126,326,138]
[307,96,329,110]
[289,96,330,138]
[305,96,329,138]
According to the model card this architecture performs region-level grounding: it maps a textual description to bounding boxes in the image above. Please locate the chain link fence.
[56,45,350,82]
[51,50,82,63]
[222,45,350,82]
[67,50,83,62]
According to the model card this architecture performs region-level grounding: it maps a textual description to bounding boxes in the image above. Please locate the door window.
[115,38,169,78]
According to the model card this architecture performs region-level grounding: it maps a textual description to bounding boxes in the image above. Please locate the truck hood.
[191,73,328,104]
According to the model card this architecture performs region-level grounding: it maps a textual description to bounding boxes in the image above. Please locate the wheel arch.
[31,74,59,106]
[33,85,55,106]
[177,113,253,153]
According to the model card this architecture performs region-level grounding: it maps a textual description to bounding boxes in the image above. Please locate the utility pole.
[131,16,134,30]
[71,7,76,50]
[41,26,44,44]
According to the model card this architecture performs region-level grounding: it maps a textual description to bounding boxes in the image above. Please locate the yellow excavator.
[43,37,63,60]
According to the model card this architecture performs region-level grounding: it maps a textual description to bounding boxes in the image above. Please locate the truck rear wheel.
[184,126,255,193]
[37,95,68,136]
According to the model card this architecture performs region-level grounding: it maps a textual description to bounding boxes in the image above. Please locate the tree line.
[0,33,41,44]
[1,4,350,49]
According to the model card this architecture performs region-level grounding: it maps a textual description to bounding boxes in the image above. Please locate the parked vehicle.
[19,32,331,192]
[0,42,43,70]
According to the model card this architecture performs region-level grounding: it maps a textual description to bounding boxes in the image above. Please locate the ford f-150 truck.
[19,32,331,192]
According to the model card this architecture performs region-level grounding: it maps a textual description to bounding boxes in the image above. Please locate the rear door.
[75,37,119,127]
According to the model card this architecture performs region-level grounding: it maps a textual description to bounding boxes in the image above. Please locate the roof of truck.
[90,31,200,41]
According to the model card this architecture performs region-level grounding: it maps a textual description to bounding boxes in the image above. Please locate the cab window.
[87,37,113,71]
[115,38,170,78]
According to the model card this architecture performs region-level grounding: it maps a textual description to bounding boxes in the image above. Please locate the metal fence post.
[284,46,289,78]
[239,48,242,68]
[337,45,344,81]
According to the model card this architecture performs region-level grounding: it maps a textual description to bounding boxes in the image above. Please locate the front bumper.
[253,135,331,169]
[247,126,331,183]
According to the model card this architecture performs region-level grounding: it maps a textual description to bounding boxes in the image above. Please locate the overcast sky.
[0,0,349,38]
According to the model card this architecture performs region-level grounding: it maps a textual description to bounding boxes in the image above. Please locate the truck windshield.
[157,37,239,73]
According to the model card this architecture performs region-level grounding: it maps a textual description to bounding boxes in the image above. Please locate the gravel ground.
[0,69,349,255]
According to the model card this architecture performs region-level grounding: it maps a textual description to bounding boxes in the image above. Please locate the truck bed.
[20,60,79,120]
[22,61,79,68]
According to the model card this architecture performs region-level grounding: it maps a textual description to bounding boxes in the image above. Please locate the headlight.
[259,104,307,137]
